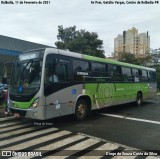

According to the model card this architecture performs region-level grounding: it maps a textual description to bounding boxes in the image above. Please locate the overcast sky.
[0,0,160,56]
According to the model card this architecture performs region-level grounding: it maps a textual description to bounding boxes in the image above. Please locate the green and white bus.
[9,48,157,120]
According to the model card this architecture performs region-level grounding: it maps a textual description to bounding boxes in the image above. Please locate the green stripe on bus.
[13,98,35,109]
[83,54,153,70]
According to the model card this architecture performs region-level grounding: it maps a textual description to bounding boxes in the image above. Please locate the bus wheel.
[136,92,142,106]
[75,99,88,121]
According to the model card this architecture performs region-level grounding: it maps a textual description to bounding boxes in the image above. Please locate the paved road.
[0,118,138,159]
[52,96,160,150]
[0,118,159,159]
[0,96,160,158]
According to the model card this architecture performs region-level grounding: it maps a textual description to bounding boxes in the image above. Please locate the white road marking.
[78,143,119,159]
[0,127,58,147]
[100,113,160,125]
[38,134,85,151]
[0,116,16,121]
[0,127,41,138]
[0,123,32,133]
[1,120,160,159]
[3,130,71,150]
[65,138,99,150]
[52,138,100,157]
[0,120,27,128]
[78,133,137,150]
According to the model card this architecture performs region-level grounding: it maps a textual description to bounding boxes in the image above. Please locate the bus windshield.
[10,51,44,95]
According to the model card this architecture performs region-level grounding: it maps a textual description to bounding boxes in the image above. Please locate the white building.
[114,27,150,59]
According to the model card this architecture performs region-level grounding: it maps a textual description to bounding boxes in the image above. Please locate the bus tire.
[136,92,142,106]
[75,99,88,121]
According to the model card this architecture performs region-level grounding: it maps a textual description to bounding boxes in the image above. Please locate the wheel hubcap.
[78,104,85,115]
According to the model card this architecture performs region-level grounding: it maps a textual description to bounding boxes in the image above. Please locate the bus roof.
[29,48,156,72]
[83,54,155,71]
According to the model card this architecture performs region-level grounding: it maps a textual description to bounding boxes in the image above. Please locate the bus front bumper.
[9,107,45,120]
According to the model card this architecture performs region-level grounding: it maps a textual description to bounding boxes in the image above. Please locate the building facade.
[114,27,150,59]
[0,35,51,83]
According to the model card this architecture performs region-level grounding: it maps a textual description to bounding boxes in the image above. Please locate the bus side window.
[45,63,68,85]
[73,60,90,81]
[92,63,108,82]
[121,67,132,82]
[141,70,148,82]
[139,70,142,82]
[54,64,68,82]
[44,63,53,85]
[132,68,139,82]
[148,71,156,82]
[108,65,122,82]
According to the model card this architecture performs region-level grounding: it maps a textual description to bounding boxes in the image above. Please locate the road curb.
[0,116,15,121]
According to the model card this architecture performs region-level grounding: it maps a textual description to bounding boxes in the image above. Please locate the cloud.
[0,0,160,56]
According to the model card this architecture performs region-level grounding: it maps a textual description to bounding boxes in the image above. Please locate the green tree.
[118,52,151,66]
[150,48,160,66]
[118,52,139,64]
[55,25,105,58]
[150,48,160,89]
[137,55,152,66]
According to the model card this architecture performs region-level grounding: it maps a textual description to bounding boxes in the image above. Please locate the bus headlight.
[31,98,40,108]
